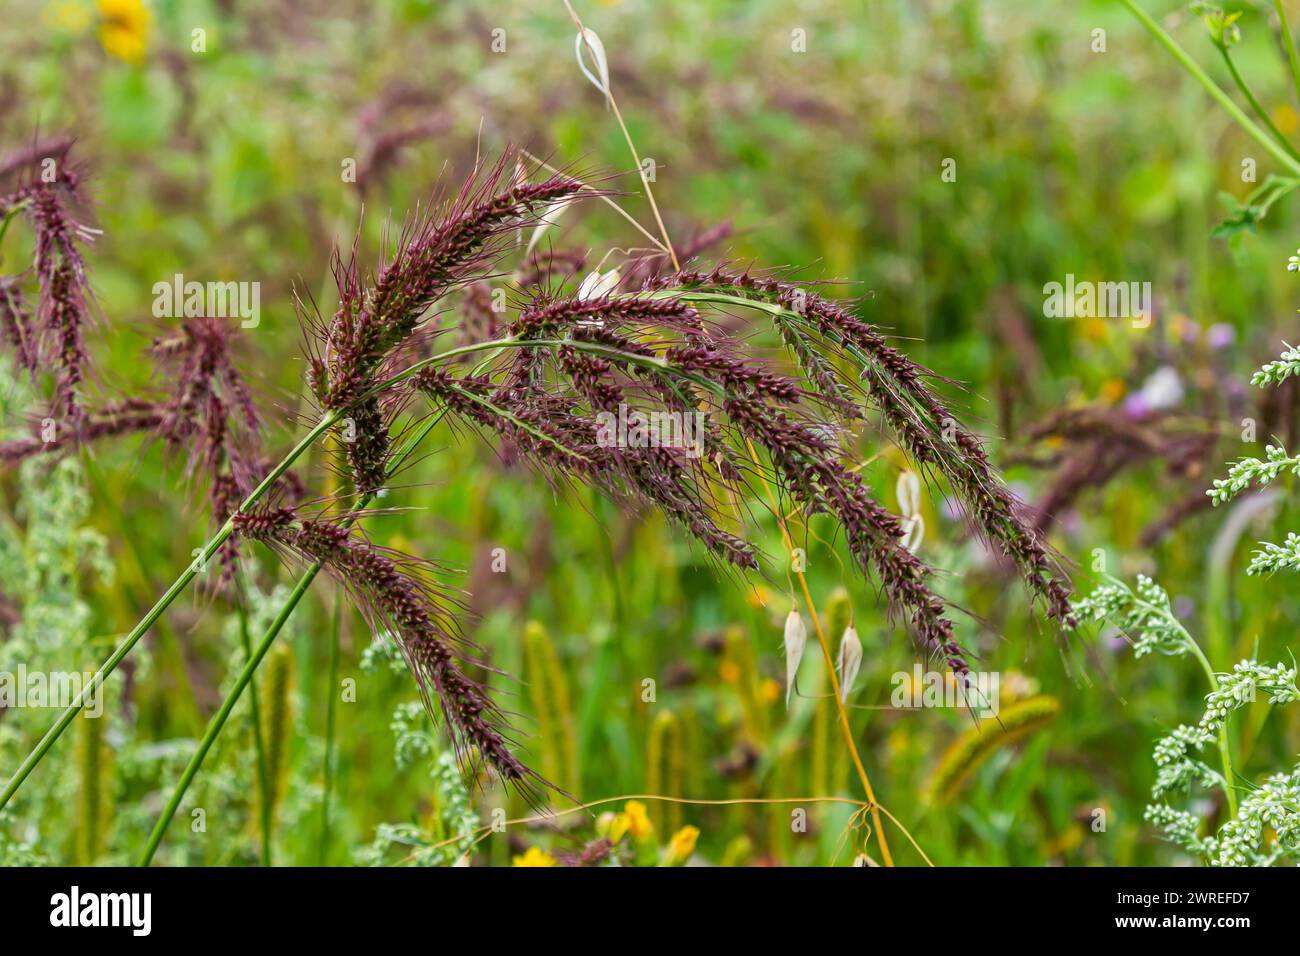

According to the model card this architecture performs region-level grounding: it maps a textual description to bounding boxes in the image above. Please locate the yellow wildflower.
[662,825,699,865]
[624,800,653,839]
[97,0,151,65]
[609,800,653,843]
[759,677,780,705]
[511,846,557,867]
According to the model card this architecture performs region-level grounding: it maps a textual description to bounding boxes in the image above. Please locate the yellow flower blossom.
[624,800,653,838]
[97,0,151,65]
[608,800,654,843]
[662,825,699,865]
[511,846,557,867]
[759,677,780,705]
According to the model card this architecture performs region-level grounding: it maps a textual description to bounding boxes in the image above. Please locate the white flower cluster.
[1250,341,1300,386]
[1071,575,1189,658]
[1145,803,1218,859]
[1209,345,1300,574]
[1150,725,1221,799]
[1247,532,1300,576]
[1144,658,1299,866]
[356,732,479,866]
[1197,660,1299,739]
[1207,445,1300,507]
[1079,573,1300,866]
[1212,768,1300,867]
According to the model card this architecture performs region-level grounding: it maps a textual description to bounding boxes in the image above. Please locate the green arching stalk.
[236,599,272,867]
[80,450,203,734]
[138,561,322,865]
[0,198,30,251]
[136,412,447,865]
[1274,0,1300,109]
[1215,44,1300,162]
[1121,0,1300,178]
[318,592,342,866]
[0,406,343,814]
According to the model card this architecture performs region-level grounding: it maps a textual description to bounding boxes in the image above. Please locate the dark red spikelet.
[234,510,538,788]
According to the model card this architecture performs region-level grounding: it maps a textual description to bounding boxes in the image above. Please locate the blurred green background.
[1,0,1299,866]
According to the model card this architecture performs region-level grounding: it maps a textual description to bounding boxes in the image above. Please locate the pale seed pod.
[574,26,612,105]
[896,470,925,552]
[524,196,574,257]
[896,469,922,517]
[577,268,620,300]
[900,513,925,553]
[837,625,863,703]
[783,608,807,710]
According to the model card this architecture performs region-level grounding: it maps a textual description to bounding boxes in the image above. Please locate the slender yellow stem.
[742,438,896,866]
[563,0,680,270]
[519,148,670,255]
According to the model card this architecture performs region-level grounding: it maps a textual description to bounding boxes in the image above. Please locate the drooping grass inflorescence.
[305,153,587,495]
[0,148,284,580]
[0,153,98,425]
[149,316,274,583]
[293,182,1082,758]
[1,148,1079,818]
[232,506,537,790]
[640,267,1076,629]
